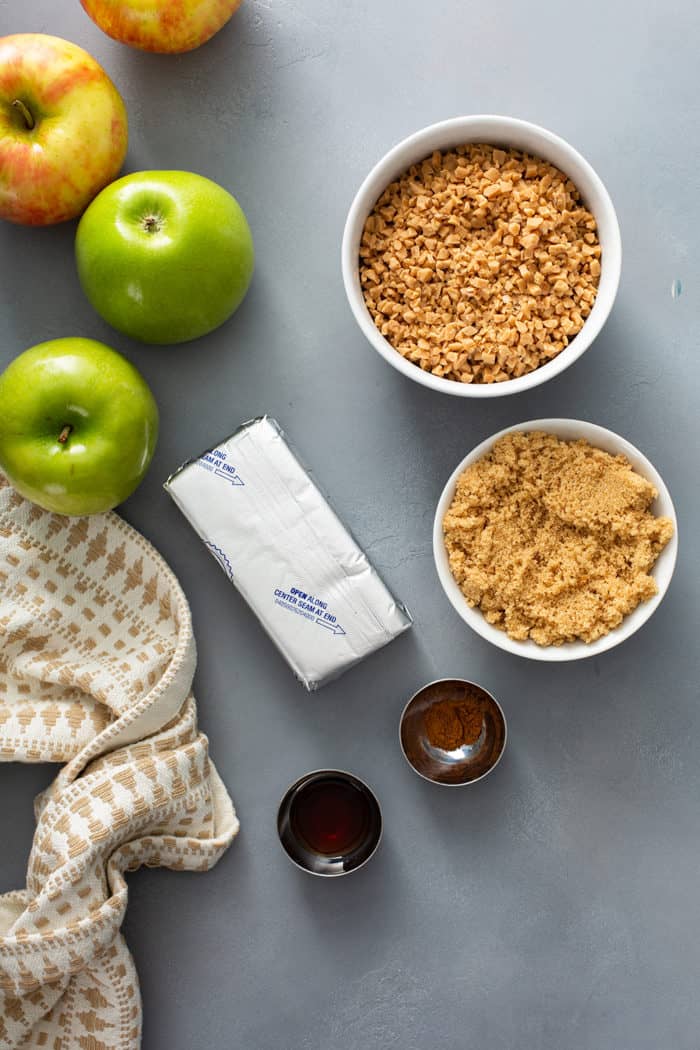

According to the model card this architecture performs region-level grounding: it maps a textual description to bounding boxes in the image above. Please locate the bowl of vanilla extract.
[277,769,383,877]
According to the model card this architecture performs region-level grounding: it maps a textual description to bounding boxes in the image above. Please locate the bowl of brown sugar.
[342,115,621,397]
[400,679,507,786]
[433,419,678,660]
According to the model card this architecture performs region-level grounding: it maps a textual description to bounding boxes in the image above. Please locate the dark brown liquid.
[290,777,371,856]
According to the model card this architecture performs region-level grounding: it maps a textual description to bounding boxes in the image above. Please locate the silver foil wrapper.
[164,417,412,690]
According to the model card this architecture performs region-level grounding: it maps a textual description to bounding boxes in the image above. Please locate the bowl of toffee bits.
[342,116,621,397]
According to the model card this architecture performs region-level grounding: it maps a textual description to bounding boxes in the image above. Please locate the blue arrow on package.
[214,467,244,486]
[316,618,346,636]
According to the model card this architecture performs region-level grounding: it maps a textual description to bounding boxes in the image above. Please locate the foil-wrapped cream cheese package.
[165,417,412,690]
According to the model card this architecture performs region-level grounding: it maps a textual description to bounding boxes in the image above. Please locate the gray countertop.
[1,1,699,1047]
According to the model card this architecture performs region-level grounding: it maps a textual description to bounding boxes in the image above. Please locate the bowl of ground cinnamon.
[433,419,678,660]
[399,679,507,786]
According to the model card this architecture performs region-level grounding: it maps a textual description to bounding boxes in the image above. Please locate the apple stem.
[58,425,72,445]
[11,99,35,131]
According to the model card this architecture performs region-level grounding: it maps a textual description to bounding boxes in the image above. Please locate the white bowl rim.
[342,114,622,399]
[432,419,679,661]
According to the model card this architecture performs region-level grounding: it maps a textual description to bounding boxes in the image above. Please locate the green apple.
[75,170,254,344]
[0,338,158,516]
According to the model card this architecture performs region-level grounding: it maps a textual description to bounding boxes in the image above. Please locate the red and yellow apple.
[0,34,128,225]
[79,0,244,54]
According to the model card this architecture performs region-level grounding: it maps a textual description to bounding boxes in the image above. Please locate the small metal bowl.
[399,679,507,786]
[277,769,383,877]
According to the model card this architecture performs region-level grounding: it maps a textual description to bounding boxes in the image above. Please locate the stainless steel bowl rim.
[276,767,383,877]
[398,678,508,787]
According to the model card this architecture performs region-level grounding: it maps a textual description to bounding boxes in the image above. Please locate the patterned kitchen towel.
[0,475,238,1049]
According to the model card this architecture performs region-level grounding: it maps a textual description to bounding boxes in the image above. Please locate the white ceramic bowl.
[433,419,678,660]
[342,115,622,398]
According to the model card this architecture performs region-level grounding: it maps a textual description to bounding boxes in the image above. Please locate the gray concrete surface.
[1,1,699,1047]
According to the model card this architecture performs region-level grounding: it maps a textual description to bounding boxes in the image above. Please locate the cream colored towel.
[0,475,238,1049]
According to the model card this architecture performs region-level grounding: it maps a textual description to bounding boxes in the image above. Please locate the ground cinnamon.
[424,688,484,750]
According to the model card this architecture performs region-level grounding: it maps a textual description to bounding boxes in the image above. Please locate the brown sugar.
[359,144,600,384]
[443,432,674,646]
